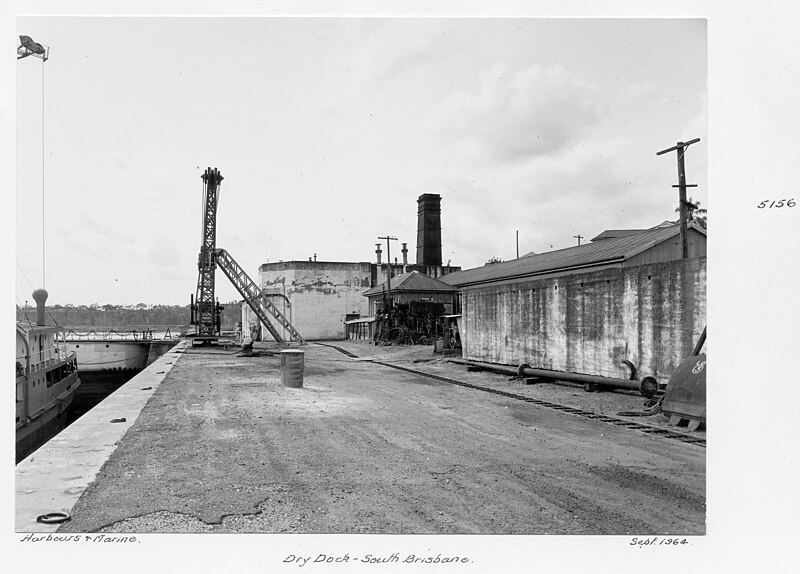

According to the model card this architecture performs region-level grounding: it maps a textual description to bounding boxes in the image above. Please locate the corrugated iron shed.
[590,229,647,242]
[441,223,706,288]
[364,270,458,296]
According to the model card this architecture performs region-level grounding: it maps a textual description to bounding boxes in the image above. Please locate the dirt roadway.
[58,341,705,535]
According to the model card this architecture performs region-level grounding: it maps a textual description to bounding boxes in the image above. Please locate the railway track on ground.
[317,343,706,448]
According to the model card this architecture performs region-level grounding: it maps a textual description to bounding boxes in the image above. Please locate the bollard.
[280,350,305,388]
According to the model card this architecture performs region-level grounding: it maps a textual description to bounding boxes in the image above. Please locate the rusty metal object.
[373,301,448,346]
[36,512,70,524]
[661,353,706,428]
[661,326,706,430]
[639,376,660,398]
[620,359,638,380]
[691,327,707,356]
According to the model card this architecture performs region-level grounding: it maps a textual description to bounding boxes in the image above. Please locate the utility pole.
[657,138,700,259]
[516,230,519,258]
[574,234,583,246]
[377,235,397,307]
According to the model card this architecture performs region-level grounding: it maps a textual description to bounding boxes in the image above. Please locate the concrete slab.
[49,341,704,535]
[14,341,188,532]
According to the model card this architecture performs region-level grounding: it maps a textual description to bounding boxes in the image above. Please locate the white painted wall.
[240,262,373,341]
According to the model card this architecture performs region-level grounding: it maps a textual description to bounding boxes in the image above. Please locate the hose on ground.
[617,395,664,417]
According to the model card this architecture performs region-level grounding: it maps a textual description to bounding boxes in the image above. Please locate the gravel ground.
[57,340,705,535]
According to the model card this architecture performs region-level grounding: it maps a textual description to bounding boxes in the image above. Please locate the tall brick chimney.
[415,194,442,266]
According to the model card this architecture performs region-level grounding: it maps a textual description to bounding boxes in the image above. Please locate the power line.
[17,262,36,291]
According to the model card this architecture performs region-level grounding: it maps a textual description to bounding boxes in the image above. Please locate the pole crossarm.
[215,248,306,345]
[656,138,700,156]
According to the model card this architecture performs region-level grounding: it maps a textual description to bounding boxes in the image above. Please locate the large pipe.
[450,358,658,397]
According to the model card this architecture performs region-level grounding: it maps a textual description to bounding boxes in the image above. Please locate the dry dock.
[16,340,705,535]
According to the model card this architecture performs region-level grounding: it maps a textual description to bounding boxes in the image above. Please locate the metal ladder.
[214,248,306,344]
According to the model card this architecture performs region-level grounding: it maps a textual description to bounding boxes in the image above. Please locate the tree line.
[16,301,243,330]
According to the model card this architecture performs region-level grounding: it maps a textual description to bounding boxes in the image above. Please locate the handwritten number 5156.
[758,199,795,208]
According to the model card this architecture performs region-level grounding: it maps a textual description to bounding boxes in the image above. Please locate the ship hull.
[66,340,149,372]
[16,371,79,463]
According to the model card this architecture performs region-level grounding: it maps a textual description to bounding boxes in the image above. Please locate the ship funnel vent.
[32,289,48,326]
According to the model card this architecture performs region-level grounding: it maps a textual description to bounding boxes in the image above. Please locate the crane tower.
[194,168,222,341]
[192,167,305,345]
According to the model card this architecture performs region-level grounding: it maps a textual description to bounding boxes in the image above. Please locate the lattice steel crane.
[191,167,305,345]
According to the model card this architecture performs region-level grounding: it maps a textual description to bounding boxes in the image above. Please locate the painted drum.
[280,350,305,388]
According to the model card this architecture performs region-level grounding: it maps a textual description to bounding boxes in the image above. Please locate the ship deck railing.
[61,327,183,341]
[17,352,78,377]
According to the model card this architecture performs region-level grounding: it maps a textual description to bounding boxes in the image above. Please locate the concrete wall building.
[441,223,707,384]
[242,193,460,341]
[242,258,462,342]
[241,260,373,341]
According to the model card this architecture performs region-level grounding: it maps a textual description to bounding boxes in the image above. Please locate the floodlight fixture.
[18,35,49,61]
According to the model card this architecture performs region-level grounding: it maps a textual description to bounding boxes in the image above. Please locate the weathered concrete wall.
[461,257,706,384]
[253,262,373,341]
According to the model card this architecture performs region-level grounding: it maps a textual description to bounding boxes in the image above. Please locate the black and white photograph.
[4,1,798,573]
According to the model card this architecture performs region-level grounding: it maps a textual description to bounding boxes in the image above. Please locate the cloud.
[346,20,442,83]
[430,62,601,161]
[316,19,444,114]
[147,233,185,270]
[429,133,674,267]
[420,61,700,266]
[107,151,131,174]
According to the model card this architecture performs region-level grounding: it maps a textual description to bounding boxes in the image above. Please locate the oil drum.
[280,350,305,388]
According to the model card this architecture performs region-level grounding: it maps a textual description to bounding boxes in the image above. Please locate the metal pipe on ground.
[449,358,658,397]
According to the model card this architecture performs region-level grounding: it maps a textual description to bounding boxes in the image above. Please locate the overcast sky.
[15,17,706,306]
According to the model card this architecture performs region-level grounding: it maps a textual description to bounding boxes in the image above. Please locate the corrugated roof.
[364,270,458,296]
[590,229,647,242]
[440,223,705,287]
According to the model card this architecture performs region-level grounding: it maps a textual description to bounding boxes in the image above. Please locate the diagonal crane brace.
[193,167,305,345]
[215,248,306,345]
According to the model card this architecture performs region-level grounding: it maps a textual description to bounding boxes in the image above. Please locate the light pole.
[18,35,50,288]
